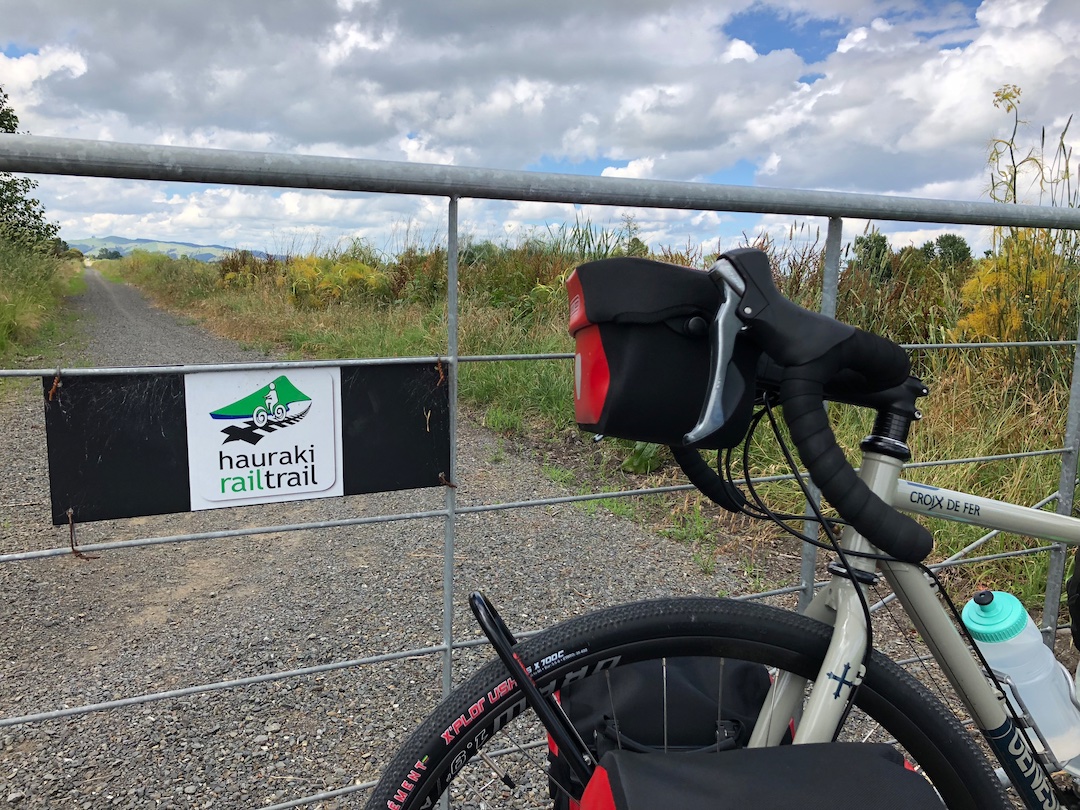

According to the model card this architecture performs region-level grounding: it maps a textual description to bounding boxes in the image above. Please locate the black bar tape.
[840,329,911,393]
[780,336,933,563]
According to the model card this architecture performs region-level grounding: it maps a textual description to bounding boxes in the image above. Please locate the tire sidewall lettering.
[401,654,622,806]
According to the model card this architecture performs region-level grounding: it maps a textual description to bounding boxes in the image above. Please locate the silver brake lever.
[683,258,746,445]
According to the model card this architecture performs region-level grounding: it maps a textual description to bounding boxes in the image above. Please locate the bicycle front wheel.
[365,597,1009,810]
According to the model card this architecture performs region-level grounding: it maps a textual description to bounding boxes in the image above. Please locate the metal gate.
[3,134,1080,808]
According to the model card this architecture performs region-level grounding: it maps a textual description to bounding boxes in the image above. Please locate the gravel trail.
[0,269,739,808]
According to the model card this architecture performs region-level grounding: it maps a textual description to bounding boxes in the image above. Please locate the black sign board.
[43,363,450,525]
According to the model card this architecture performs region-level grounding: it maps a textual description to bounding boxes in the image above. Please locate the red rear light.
[573,325,609,426]
[567,268,609,426]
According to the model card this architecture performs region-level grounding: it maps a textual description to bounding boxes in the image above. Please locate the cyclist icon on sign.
[210,375,311,434]
[253,382,287,427]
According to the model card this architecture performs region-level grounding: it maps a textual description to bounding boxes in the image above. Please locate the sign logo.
[209,375,313,445]
[184,368,344,510]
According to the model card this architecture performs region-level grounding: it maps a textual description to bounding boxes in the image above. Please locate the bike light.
[567,270,610,427]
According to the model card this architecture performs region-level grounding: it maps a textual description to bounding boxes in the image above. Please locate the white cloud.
[977,0,1049,29]
[601,157,656,179]
[760,152,782,175]
[722,39,759,63]
[323,20,395,65]
[836,26,869,54]
[1,46,87,125]
[559,114,601,161]
[399,133,456,165]
[614,85,691,124]
[3,0,1079,254]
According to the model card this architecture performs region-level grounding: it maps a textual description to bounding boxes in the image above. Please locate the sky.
[0,0,1077,257]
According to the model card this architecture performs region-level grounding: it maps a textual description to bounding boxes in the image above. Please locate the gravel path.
[0,270,740,808]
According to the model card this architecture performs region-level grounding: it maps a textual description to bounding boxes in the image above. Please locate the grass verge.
[100,230,1079,606]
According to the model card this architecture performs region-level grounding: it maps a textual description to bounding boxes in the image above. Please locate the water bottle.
[962,590,1080,769]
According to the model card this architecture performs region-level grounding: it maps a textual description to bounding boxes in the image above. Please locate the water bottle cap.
[961,590,1029,643]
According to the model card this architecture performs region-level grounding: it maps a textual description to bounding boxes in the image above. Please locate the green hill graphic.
[210,376,311,420]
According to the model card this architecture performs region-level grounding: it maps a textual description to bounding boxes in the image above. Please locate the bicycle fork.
[748,570,870,747]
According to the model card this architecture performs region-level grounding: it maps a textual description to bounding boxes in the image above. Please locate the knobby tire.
[364,598,1009,810]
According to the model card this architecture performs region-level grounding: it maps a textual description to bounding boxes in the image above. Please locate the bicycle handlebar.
[778,335,933,563]
[681,248,933,563]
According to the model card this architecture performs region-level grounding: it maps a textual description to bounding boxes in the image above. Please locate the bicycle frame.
[751,446,1080,810]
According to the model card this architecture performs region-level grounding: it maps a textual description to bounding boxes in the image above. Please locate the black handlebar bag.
[566,257,759,449]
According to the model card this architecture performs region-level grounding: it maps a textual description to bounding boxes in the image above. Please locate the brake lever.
[683,258,747,445]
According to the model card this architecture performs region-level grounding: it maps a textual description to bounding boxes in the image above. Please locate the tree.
[851,230,892,280]
[932,234,973,268]
[919,234,973,268]
[0,84,59,247]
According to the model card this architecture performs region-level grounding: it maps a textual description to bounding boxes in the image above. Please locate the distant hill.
[67,236,269,263]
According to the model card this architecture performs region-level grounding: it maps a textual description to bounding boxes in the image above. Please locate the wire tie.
[47,368,62,402]
[67,508,98,560]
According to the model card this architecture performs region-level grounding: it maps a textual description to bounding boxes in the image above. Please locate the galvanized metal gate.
[3,134,1080,807]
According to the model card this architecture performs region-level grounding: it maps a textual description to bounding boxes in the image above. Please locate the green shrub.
[0,235,62,354]
[218,249,281,289]
[286,254,393,309]
[956,229,1078,387]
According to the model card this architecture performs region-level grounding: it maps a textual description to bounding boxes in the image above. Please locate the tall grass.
[106,213,1080,602]
[0,235,65,357]
[106,221,627,432]
[958,84,1080,388]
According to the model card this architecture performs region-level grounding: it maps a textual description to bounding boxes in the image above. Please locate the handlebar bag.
[566,257,757,449]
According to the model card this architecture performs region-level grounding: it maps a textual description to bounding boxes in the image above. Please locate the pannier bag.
[566,257,759,449]
[578,743,946,810]
[548,657,775,810]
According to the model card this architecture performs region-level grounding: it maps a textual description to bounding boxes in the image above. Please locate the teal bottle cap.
[961,590,1028,643]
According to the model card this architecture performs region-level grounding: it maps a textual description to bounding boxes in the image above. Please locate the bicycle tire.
[364,597,1010,810]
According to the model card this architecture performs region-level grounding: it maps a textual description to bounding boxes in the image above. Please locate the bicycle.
[365,247,1080,810]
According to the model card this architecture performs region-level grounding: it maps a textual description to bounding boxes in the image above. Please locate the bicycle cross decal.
[826,663,862,699]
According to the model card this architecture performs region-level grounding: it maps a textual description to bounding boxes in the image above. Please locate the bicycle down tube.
[893,473,1080,808]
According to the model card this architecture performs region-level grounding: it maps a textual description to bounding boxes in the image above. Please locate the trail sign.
[43,362,450,524]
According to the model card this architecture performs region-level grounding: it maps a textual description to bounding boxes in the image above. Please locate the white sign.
[184,368,344,510]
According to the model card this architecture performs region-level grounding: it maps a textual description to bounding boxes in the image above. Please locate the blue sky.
[724,6,851,63]
[0,0,1075,256]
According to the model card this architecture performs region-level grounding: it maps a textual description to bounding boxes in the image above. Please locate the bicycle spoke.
[662,656,669,753]
[477,751,515,789]
[604,670,624,752]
